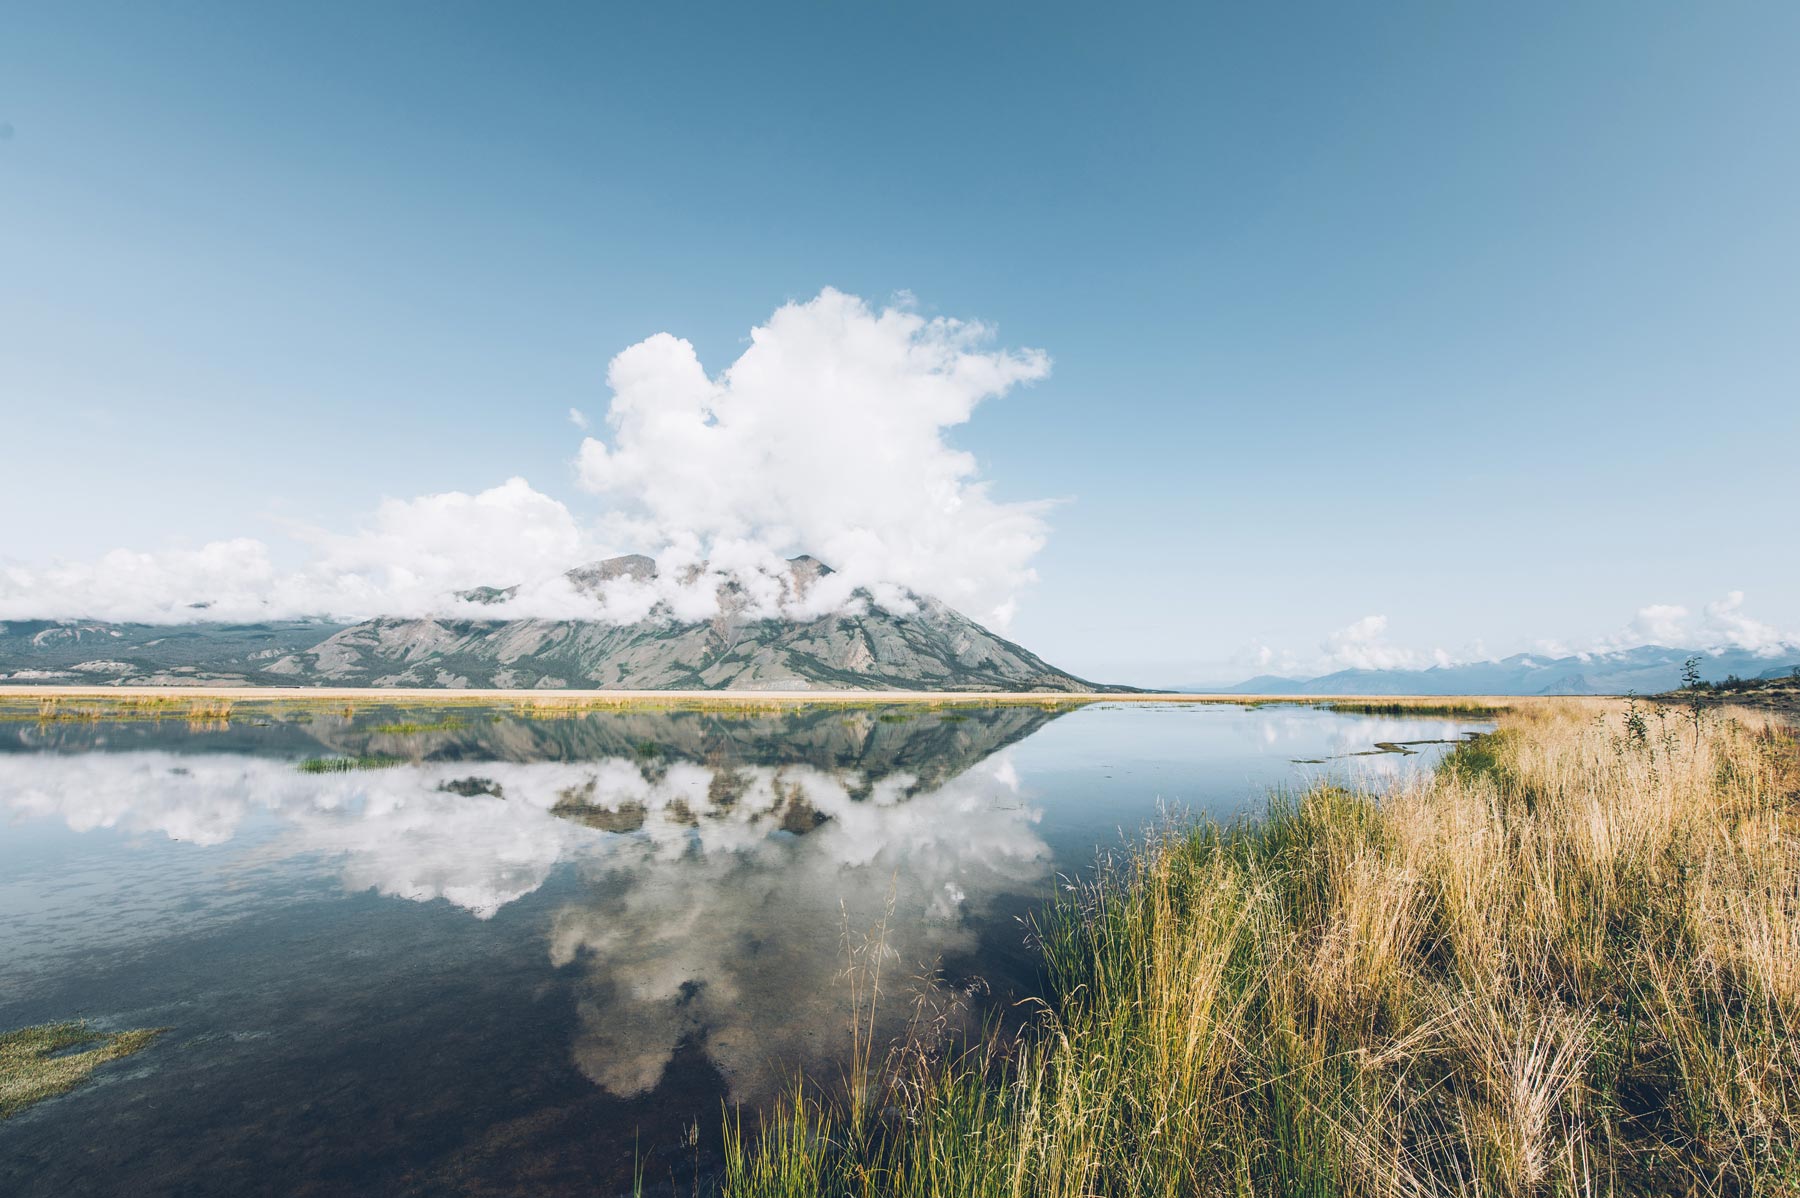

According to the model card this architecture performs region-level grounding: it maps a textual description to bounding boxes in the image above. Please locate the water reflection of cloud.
[1,752,1046,919]
[2,754,595,916]
[1,747,1052,1101]
[5,752,271,846]
[1236,709,1481,785]
[548,753,1045,1099]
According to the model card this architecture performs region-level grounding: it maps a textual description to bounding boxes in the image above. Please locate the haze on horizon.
[2,3,1796,687]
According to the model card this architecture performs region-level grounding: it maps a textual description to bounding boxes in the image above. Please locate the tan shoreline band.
[0,685,1523,705]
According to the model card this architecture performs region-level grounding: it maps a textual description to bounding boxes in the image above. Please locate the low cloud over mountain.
[0,555,1114,692]
[0,290,1050,632]
[1232,593,1797,689]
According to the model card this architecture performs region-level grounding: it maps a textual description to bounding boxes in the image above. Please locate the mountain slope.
[2,557,1111,692]
[0,619,349,686]
[272,562,1101,691]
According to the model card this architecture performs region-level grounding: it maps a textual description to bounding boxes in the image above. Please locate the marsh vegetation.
[0,1022,165,1119]
[295,754,404,773]
[719,699,1800,1197]
[0,696,238,724]
[368,716,468,735]
[1325,698,1511,717]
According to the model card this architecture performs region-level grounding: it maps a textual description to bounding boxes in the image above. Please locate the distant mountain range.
[1216,644,1800,697]
[0,555,1113,693]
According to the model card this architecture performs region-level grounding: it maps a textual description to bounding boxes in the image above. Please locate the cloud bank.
[0,477,606,624]
[1621,592,1791,655]
[0,290,1052,628]
[1244,591,1798,681]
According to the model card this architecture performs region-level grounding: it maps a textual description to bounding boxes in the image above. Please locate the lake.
[0,699,1488,1196]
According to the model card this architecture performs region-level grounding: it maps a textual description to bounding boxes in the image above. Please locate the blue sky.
[2,2,1796,685]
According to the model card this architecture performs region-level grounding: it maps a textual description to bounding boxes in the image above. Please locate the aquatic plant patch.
[0,1022,165,1118]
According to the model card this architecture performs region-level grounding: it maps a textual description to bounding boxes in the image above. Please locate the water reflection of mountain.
[321,704,1067,783]
[3,710,337,757]
[5,703,1069,790]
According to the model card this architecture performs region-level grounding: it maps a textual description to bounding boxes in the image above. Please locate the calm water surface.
[0,700,1487,1196]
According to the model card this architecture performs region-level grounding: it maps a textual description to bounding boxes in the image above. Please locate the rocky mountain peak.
[559,553,841,607]
[455,584,520,606]
[565,554,658,597]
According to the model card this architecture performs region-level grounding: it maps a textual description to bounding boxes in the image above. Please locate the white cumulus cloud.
[1614,592,1794,655]
[1,538,285,624]
[576,288,1051,629]
[1700,591,1789,653]
[1320,614,1434,672]
[1628,603,1691,646]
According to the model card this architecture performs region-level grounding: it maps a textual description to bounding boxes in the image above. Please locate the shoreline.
[0,685,1525,706]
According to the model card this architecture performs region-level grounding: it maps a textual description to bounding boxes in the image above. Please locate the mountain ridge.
[0,555,1120,693]
[1208,644,1800,697]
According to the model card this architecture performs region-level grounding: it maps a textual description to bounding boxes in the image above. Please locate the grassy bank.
[1325,698,1510,717]
[721,699,1800,1197]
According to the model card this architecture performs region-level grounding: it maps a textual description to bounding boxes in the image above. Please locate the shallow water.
[0,700,1487,1196]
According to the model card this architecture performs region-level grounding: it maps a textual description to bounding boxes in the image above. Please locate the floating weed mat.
[296,755,404,773]
[0,697,237,723]
[0,1022,166,1118]
[368,717,468,734]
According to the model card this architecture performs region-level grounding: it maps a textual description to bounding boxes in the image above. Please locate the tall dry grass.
[719,699,1800,1197]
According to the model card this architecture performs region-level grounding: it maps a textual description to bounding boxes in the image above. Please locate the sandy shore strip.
[0,686,1522,707]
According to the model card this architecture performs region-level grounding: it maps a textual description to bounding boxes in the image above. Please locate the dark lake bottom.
[0,700,1489,1196]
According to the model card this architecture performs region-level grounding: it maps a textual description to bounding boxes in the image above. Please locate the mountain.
[1215,644,1800,696]
[0,619,351,687]
[0,556,1113,692]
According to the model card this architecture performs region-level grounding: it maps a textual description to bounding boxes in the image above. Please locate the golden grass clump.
[0,1022,165,1118]
[719,699,1800,1197]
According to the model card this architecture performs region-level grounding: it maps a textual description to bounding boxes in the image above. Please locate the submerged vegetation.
[0,1022,165,1118]
[295,754,404,773]
[719,699,1800,1197]
[368,716,467,734]
[2,695,237,723]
